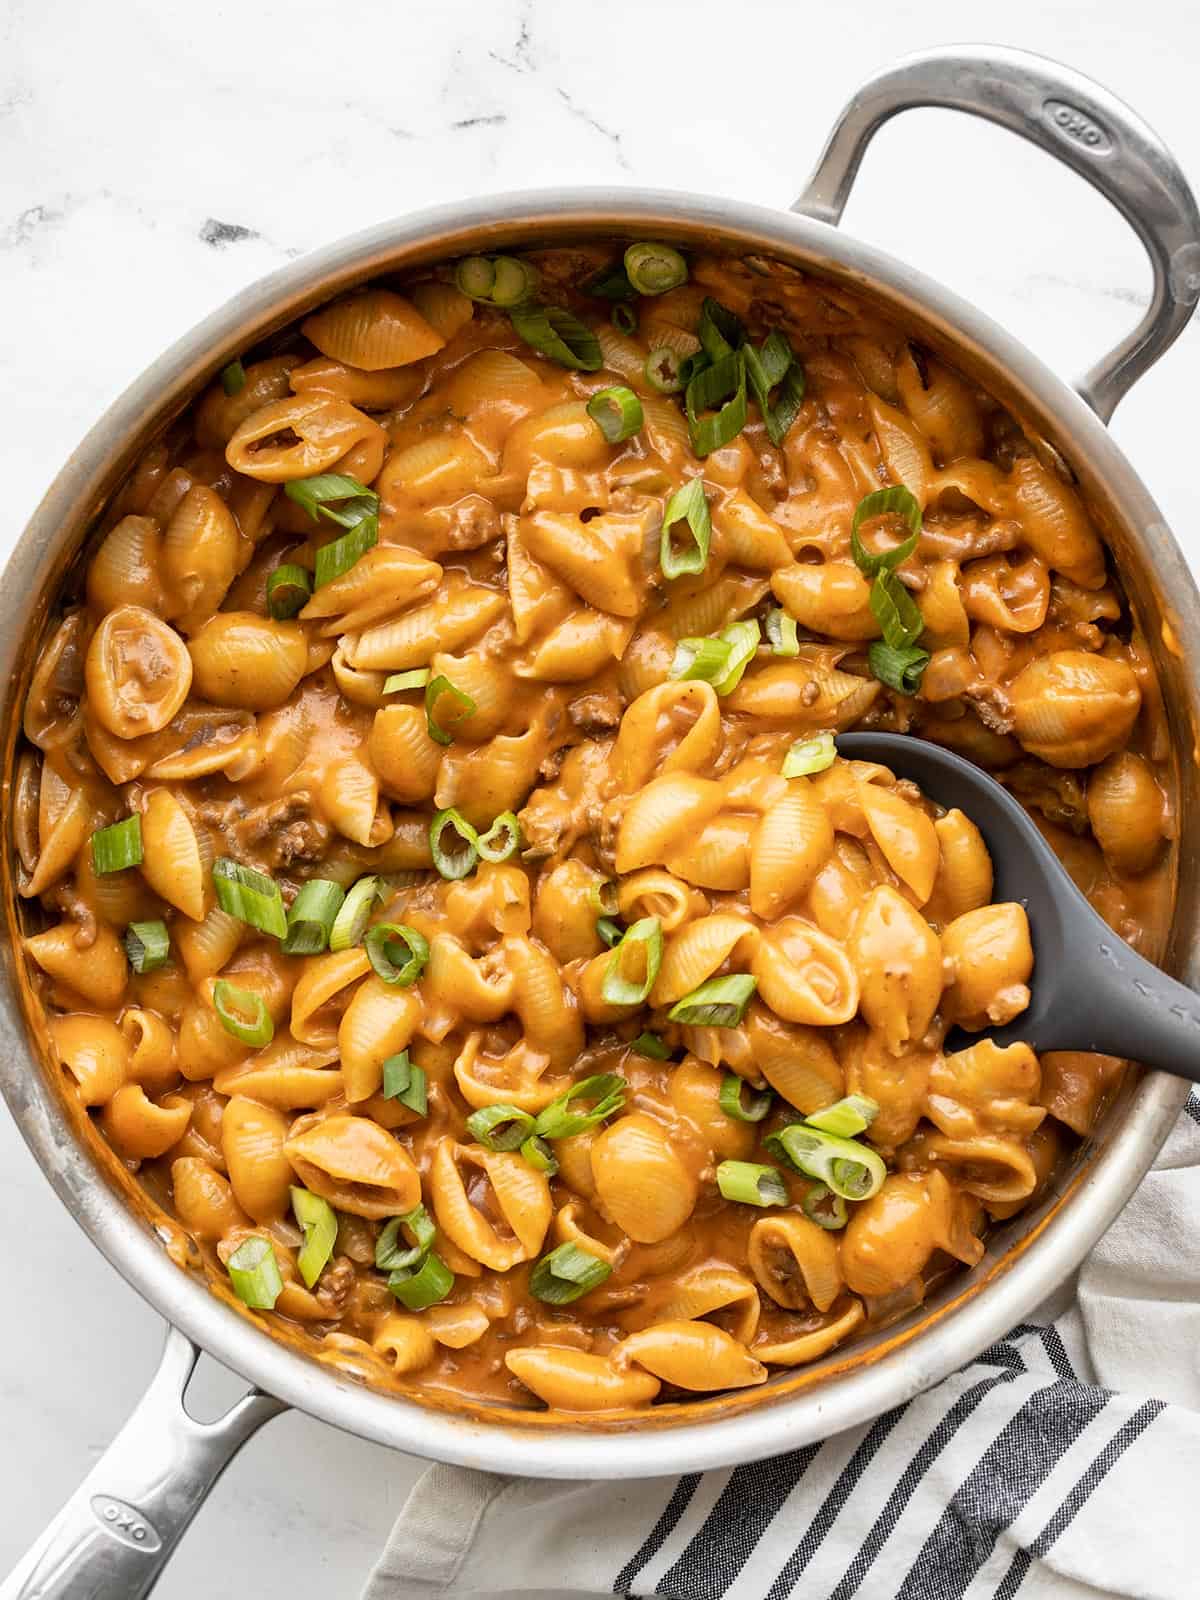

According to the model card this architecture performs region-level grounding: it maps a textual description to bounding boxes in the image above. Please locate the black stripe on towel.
[654,1443,824,1600]
[827,1364,1023,1600]
[990,1397,1164,1600]
[995,1324,1075,1380]
[1185,1093,1200,1126]
[900,1378,1111,1598]
[611,1472,701,1595]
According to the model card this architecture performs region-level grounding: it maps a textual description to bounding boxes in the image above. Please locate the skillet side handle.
[793,44,1200,421]
[1,1325,286,1600]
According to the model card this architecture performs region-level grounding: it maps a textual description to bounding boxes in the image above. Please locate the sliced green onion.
[430,808,480,880]
[868,641,930,696]
[872,569,924,649]
[601,916,663,1006]
[328,874,379,950]
[534,1073,627,1140]
[124,919,169,974]
[850,485,922,577]
[291,1187,337,1289]
[765,606,800,657]
[425,674,476,745]
[596,916,624,949]
[587,264,636,301]
[227,1235,283,1310]
[806,1094,880,1138]
[612,303,637,335]
[697,297,745,362]
[587,385,643,444]
[686,350,748,456]
[712,619,759,695]
[266,563,312,620]
[365,922,429,986]
[520,1133,558,1174]
[314,514,378,589]
[376,1204,436,1271]
[587,879,619,917]
[668,973,757,1028]
[719,1073,773,1123]
[802,1182,849,1230]
[530,1241,613,1304]
[466,1103,536,1152]
[456,255,496,301]
[284,473,378,527]
[624,242,688,296]
[383,667,431,693]
[212,857,287,939]
[782,732,837,779]
[766,1123,887,1202]
[716,1160,788,1208]
[744,331,806,446]
[644,346,684,393]
[382,1050,428,1115]
[678,350,711,386]
[389,1250,453,1310]
[213,980,274,1048]
[477,812,521,863]
[670,635,733,685]
[631,1031,671,1060]
[659,477,711,580]
[92,816,143,875]
[489,255,539,308]
[281,879,344,956]
[509,304,602,371]
[221,359,247,395]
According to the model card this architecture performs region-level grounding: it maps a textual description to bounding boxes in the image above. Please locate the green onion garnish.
[623,242,688,297]
[314,514,378,589]
[509,304,602,371]
[697,297,746,363]
[716,1160,789,1207]
[227,1235,283,1309]
[284,473,378,528]
[868,641,931,696]
[766,1122,887,1202]
[430,809,480,880]
[586,264,636,301]
[465,1103,536,1152]
[455,254,539,306]
[765,606,800,657]
[802,1181,849,1230]
[782,732,837,779]
[668,973,757,1028]
[521,1133,558,1173]
[221,359,247,396]
[612,303,637,335]
[376,1204,437,1271]
[281,879,345,956]
[476,811,521,863]
[850,485,922,575]
[659,477,711,580]
[383,668,431,693]
[382,1050,428,1114]
[124,919,169,974]
[425,674,476,745]
[719,1073,773,1123]
[534,1074,627,1141]
[529,1241,613,1305]
[213,980,275,1048]
[596,916,624,949]
[713,619,759,694]
[364,922,429,986]
[266,563,313,620]
[805,1094,879,1138]
[601,916,663,1007]
[388,1250,453,1310]
[744,330,806,446]
[456,255,497,300]
[212,857,287,939]
[328,875,379,951]
[291,1186,337,1289]
[92,816,143,876]
[631,1031,671,1060]
[670,619,760,696]
[644,347,685,394]
[686,350,748,456]
[587,385,643,444]
[678,350,711,386]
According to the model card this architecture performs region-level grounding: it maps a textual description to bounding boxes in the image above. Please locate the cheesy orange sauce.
[13,244,1174,1413]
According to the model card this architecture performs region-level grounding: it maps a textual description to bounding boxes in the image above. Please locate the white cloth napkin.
[363,1094,1200,1600]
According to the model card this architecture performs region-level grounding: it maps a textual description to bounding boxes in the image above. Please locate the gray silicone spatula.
[836,731,1200,1082]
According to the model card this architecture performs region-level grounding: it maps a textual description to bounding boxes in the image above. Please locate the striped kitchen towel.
[364,1096,1200,1600]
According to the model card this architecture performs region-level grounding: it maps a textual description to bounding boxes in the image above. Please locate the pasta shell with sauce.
[171,1157,248,1240]
[85,606,192,739]
[284,1113,421,1219]
[301,289,444,370]
[770,561,878,642]
[849,886,942,1053]
[429,1139,552,1270]
[406,281,474,343]
[27,923,128,1010]
[225,394,386,483]
[1009,649,1141,768]
[101,1085,192,1161]
[751,918,860,1027]
[367,704,443,803]
[87,515,165,614]
[750,785,835,920]
[222,1095,293,1223]
[162,486,243,632]
[338,979,422,1103]
[615,774,725,875]
[651,914,759,1007]
[748,1214,842,1313]
[188,613,308,711]
[299,546,442,636]
[373,1313,437,1375]
[139,788,208,920]
[195,355,300,448]
[857,780,940,905]
[1086,751,1167,876]
[590,1114,699,1244]
[288,356,426,410]
[504,1347,661,1412]
[49,1014,130,1106]
[615,1321,767,1392]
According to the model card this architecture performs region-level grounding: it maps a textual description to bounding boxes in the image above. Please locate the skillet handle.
[1,1325,285,1600]
[793,45,1200,421]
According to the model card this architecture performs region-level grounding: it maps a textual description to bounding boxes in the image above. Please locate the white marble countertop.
[2,1,1198,1595]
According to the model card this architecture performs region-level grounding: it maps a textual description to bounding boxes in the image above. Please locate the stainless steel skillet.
[2,44,1198,1600]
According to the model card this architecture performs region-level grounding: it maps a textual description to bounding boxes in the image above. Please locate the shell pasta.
[15,240,1173,1415]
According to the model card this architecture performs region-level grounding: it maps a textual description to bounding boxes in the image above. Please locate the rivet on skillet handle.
[791,43,1200,422]
[1,1326,284,1600]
